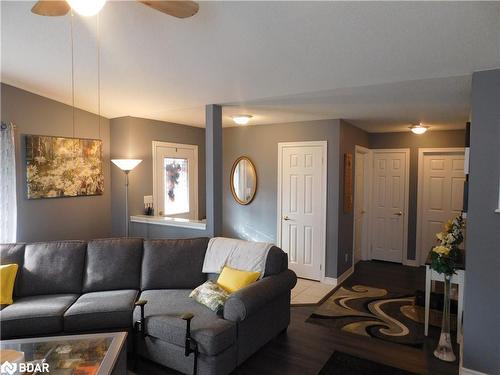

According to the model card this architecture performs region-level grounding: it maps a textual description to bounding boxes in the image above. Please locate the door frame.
[152,141,199,219]
[416,147,465,265]
[369,148,411,265]
[352,145,372,264]
[276,141,328,281]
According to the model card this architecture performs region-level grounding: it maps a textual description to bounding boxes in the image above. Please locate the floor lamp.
[112,159,142,237]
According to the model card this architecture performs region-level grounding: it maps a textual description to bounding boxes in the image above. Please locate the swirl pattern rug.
[306,285,425,347]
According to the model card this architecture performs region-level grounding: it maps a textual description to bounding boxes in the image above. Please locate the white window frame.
[152,141,199,219]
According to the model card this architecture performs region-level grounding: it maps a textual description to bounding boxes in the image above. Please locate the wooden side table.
[424,249,465,343]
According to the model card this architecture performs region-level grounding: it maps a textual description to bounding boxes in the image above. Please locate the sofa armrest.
[223,269,297,322]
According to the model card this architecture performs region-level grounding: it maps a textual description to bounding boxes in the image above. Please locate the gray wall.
[338,120,370,275]
[369,129,466,261]
[463,69,500,374]
[110,116,206,237]
[223,120,341,278]
[1,83,112,242]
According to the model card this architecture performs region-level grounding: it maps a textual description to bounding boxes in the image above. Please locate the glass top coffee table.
[0,332,127,375]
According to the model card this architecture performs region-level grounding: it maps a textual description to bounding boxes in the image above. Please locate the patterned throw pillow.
[189,281,230,313]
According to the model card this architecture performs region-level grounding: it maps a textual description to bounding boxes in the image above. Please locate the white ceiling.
[2,1,500,131]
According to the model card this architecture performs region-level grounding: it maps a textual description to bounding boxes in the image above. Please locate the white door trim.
[277,141,328,281]
[152,141,199,219]
[370,148,410,265]
[416,147,465,265]
[353,145,372,264]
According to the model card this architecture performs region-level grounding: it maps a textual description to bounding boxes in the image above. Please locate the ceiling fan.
[31,0,199,19]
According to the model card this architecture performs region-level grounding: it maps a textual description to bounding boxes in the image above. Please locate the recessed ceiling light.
[232,115,253,125]
[67,0,106,16]
[409,123,429,135]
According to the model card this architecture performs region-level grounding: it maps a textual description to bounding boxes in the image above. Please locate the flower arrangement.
[165,161,182,201]
[430,215,465,275]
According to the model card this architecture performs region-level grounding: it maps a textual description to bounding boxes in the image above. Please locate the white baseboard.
[404,259,419,267]
[337,266,354,284]
[460,366,489,375]
[322,266,354,286]
[322,277,337,285]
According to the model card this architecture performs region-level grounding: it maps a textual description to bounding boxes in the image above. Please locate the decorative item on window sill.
[430,214,465,362]
[144,195,154,216]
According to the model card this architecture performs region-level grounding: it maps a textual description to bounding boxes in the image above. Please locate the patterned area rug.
[306,285,425,347]
[319,351,417,375]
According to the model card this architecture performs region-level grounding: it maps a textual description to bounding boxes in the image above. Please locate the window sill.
[130,215,207,230]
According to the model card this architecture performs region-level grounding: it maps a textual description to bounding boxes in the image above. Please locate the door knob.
[283,216,291,221]
[394,211,403,216]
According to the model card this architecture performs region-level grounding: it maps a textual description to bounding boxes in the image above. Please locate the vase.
[434,273,456,362]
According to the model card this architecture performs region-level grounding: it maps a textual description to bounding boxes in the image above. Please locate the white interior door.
[278,142,327,281]
[418,150,465,264]
[353,149,368,264]
[153,142,198,220]
[370,150,409,263]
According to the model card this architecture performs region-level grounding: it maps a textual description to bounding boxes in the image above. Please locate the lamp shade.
[112,159,142,171]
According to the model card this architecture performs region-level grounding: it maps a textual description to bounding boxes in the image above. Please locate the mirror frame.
[230,156,257,205]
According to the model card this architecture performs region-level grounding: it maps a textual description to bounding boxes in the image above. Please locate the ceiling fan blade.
[31,0,70,16]
[138,1,199,18]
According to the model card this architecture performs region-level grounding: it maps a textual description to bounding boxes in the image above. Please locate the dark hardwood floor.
[134,261,459,375]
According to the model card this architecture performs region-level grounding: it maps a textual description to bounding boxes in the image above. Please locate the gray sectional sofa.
[0,237,297,375]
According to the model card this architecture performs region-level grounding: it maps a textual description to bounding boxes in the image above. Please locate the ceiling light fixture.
[409,123,429,135]
[232,115,253,125]
[67,0,106,16]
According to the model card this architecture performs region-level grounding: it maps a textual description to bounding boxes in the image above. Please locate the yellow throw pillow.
[217,266,260,293]
[0,264,18,305]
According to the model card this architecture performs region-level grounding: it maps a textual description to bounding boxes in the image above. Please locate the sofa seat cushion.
[64,290,138,332]
[135,290,236,356]
[0,294,78,339]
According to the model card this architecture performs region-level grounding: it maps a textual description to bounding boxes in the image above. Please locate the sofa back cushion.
[0,244,25,297]
[18,241,86,296]
[264,246,288,276]
[83,238,143,292]
[142,238,209,290]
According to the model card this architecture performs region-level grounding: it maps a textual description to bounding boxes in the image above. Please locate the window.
[153,142,198,219]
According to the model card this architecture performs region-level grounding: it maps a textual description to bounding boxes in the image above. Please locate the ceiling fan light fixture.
[233,115,253,126]
[409,123,429,135]
[67,0,106,16]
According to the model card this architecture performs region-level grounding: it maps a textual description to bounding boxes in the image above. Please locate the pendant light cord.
[70,10,75,139]
[97,13,101,140]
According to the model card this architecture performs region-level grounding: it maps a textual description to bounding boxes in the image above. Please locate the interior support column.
[205,104,223,237]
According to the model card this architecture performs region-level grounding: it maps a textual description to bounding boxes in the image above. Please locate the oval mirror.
[230,156,257,205]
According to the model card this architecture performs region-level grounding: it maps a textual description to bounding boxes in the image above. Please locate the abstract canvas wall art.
[25,135,103,199]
